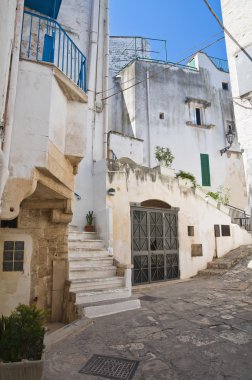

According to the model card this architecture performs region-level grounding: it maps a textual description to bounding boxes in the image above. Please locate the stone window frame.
[185,97,215,129]
[2,241,24,272]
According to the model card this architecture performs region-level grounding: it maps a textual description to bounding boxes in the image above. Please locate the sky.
[110,0,227,64]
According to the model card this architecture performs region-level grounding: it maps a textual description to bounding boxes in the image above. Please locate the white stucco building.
[0,0,110,321]
[0,2,251,322]
[221,0,252,212]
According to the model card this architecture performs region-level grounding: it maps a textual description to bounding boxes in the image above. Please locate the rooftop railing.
[21,11,87,92]
[209,56,229,73]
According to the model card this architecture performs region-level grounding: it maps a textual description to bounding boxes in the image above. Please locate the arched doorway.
[131,200,179,285]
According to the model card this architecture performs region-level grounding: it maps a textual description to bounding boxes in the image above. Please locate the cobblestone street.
[44,251,252,380]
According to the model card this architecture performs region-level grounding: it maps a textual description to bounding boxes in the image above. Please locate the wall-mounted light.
[107,188,116,196]
[220,125,235,156]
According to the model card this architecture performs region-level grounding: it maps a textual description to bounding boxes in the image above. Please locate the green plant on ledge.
[176,170,197,187]
[207,186,230,205]
[0,304,46,363]
[155,146,174,167]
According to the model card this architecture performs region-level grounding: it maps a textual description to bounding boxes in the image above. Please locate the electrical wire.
[101,35,224,101]
[233,99,252,110]
[99,31,224,96]
[202,0,252,62]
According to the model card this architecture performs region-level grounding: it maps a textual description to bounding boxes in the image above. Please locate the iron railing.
[209,56,229,73]
[234,217,251,231]
[227,204,251,231]
[21,11,87,92]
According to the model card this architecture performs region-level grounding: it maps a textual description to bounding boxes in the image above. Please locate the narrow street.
[44,249,252,380]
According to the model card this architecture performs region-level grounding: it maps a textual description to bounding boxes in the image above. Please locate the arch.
[140,199,171,209]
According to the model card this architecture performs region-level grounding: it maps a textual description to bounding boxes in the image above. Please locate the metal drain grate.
[79,354,139,380]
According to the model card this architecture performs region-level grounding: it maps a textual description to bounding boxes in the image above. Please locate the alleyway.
[44,251,252,380]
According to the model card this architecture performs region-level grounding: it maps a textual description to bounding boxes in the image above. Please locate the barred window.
[3,241,24,272]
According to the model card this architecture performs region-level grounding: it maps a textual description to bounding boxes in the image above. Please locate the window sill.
[186,121,215,130]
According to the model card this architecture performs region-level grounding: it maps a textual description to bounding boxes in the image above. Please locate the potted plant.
[155,146,175,177]
[84,211,94,232]
[0,304,46,380]
[176,170,196,188]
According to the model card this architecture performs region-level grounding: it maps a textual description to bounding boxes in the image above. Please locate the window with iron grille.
[2,241,24,272]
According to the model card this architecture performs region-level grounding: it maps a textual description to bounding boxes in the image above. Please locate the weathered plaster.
[106,160,251,279]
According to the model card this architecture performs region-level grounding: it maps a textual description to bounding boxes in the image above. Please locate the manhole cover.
[79,354,139,380]
[139,295,164,302]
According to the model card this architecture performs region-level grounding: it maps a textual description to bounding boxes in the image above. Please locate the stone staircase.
[64,230,140,322]
[198,245,252,277]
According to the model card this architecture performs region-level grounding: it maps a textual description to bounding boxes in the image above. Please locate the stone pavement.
[44,252,252,380]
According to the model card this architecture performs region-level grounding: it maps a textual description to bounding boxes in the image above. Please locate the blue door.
[42,34,55,63]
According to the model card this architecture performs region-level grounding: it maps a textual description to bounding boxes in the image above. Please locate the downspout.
[146,70,151,167]
[0,0,24,213]
[90,0,101,168]
[103,0,109,159]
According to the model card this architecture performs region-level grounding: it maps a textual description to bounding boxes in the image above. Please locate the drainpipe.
[146,70,151,167]
[89,0,101,167]
[103,0,109,159]
[0,0,24,213]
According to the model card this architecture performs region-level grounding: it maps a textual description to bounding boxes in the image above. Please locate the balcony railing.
[209,56,229,73]
[21,11,87,92]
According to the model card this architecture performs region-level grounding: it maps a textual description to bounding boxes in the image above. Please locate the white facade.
[0,0,109,319]
[1,1,252,319]
[221,0,252,212]
[109,51,248,210]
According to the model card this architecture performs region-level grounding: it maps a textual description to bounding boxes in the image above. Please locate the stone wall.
[0,206,68,321]
[109,37,150,78]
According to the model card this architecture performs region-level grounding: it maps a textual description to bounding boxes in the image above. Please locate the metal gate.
[131,207,179,285]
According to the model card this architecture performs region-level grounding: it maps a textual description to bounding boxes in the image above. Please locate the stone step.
[68,249,110,258]
[69,231,98,240]
[68,240,104,250]
[75,287,131,305]
[69,266,116,280]
[69,258,113,268]
[197,268,227,277]
[82,298,141,319]
[69,225,79,232]
[70,276,125,291]
[207,261,231,270]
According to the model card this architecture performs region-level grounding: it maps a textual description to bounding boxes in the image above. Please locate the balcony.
[21,10,87,92]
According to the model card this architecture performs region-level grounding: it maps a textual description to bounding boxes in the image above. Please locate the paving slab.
[44,252,252,380]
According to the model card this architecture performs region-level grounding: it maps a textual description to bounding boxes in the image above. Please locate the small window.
[214,225,220,238]
[159,112,164,120]
[0,218,18,228]
[2,241,24,272]
[195,108,201,125]
[188,226,194,237]
[221,225,231,237]
[222,82,229,90]
[200,154,211,186]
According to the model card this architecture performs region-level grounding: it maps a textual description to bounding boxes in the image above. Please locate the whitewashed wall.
[0,0,17,124]
[221,0,252,213]
[106,162,252,279]
[109,53,248,210]
[58,0,110,230]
